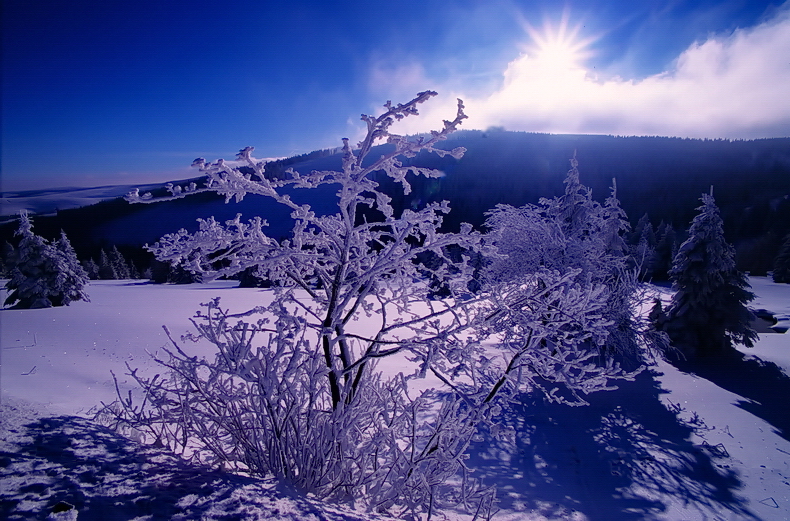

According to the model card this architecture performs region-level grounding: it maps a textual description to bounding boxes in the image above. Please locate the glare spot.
[522,8,596,73]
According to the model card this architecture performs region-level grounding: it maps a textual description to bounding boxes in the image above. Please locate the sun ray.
[521,9,597,71]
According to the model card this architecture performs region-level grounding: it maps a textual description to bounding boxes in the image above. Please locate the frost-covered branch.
[106,93,638,518]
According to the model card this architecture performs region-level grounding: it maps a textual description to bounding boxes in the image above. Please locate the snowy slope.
[1,278,789,520]
[0,185,166,218]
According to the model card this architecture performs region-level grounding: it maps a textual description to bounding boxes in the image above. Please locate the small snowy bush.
[107,93,636,518]
[4,212,89,309]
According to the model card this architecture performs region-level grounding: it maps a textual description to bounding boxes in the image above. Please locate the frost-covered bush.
[663,191,757,356]
[106,93,635,518]
[484,158,657,358]
[4,212,90,309]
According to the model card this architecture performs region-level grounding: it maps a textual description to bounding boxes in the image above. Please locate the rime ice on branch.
[116,92,636,517]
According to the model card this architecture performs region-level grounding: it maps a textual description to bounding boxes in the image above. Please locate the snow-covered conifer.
[652,222,678,282]
[98,249,115,279]
[1,241,17,277]
[773,234,790,283]
[635,224,657,280]
[4,212,58,308]
[109,246,131,279]
[664,191,757,356]
[81,258,100,280]
[51,231,90,305]
[4,214,89,308]
[601,179,630,258]
[629,213,654,247]
[129,261,141,279]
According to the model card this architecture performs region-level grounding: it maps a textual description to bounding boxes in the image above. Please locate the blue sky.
[2,0,789,191]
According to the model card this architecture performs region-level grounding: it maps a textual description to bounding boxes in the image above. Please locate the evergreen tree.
[81,258,100,280]
[51,230,90,305]
[628,213,653,247]
[635,223,657,280]
[652,222,678,282]
[664,191,757,356]
[98,249,115,279]
[109,245,131,279]
[1,241,17,278]
[4,212,58,308]
[4,213,89,308]
[601,179,630,258]
[774,233,790,283]
[129,261,141,279]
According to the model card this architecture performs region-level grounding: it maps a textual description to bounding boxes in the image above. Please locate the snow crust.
[2,278,790,520]
[0,185,165,218]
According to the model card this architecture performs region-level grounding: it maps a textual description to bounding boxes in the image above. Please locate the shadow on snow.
[0,415,368,521]
[672,349,790,443]
[466,368,757,520]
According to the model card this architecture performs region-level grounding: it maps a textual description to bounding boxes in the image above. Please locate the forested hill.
[391,130,790,232]
[2,131,789,275]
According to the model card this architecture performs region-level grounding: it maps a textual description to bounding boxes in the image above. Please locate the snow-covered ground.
[0,185,161,218]
[1,278,789,520]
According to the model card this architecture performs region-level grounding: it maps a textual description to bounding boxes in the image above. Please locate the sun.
[522,10,595,72]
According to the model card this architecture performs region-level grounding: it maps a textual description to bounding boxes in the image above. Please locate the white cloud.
[386,6,790,139]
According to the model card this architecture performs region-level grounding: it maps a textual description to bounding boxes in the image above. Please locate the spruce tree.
[774,234,790,283]
[4,213,57,308]
[4,214,89,308]
[664,191,757,356]
[98,249,115,279]
[82,258,100,280]
[1,241,16,278]
[51,231,90,305]
[652,222,677,282]
[635,223,657,280]
[109,245,131,279]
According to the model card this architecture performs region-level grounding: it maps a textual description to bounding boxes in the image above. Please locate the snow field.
[1,277,790,520]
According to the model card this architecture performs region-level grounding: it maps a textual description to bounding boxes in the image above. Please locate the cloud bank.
[392,6,790,140]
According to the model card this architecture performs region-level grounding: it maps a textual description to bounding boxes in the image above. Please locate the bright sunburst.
[522,9,596,71]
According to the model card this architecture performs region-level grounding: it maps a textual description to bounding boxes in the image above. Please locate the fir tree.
[635,223,657,280]
[629,213,654,247]
[601,179,630,258]
[4,212,58,308]
[664,191,757,356]
[98,249,115,279]
[4,213,89,308]
[1,241,17,278]
[51,230,90,305]
[82,258,100,280]
[109,246,131,279]
[774,233,790,283]
[129,261,141,279]
[652,222,678,282]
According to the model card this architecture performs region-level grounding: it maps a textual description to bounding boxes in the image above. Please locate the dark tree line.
[2,131,789,281]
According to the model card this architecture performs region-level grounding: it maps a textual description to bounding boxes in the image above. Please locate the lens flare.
[522,9,596,72]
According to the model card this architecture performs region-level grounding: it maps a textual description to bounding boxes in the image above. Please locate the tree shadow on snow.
[672,349,790,443]
[0,415,370,521]
[466,368,757,520]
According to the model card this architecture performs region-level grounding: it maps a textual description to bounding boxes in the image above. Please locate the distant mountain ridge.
[2,130,789,274]
[0,183,169,218]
